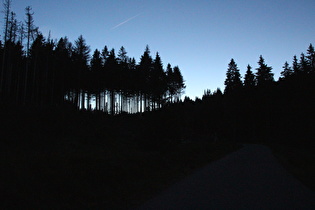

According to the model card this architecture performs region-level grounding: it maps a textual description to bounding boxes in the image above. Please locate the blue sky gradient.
[9,0,315,98]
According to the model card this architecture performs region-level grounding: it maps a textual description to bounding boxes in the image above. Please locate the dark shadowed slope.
[138,144,315,209]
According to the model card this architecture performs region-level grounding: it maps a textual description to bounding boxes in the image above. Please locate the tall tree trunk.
[81,90,85,110]
[110,90,115,115]
[86,91,90,111]
[74,89,79,109]
[23,61,30,105]
[98,92,101,111]
[51,69,55,106]
[0,0,11,96]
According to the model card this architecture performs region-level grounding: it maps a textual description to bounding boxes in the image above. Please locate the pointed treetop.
[139,45,152,68]
[256,55,274,85]
[145,44,150,54]
[118,46,128,63]
[307,43,314,54]
[280,61,293,80]
[224,58,242,93]
[244,64,256,87]
[74,35,90,62]
[154,52,162,64]
[292,55,299,73]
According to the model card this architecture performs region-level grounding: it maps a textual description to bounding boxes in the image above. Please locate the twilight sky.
[10,0,315,99]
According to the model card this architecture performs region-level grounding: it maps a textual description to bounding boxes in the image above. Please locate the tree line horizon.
[204,44,314,98]
[0,1,185,114]
[0,0,314,116]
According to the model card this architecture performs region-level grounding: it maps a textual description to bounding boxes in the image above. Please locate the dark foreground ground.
[138,144,315,209]
[1,107,314,209]
[1,108,241,209]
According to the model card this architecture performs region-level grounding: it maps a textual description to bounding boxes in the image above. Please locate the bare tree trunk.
[74,89,79,109]
[0,0,11,96]
[98,92,100,110]
[51,69,55,106]
[110,90,115,115]
[81,90,85,110]
[23,6,35,105]
[87,91,90,111]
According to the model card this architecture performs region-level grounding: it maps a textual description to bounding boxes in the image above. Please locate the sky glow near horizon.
[8,0,315,99]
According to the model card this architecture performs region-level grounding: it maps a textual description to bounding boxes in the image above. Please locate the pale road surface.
[137,144,315,209]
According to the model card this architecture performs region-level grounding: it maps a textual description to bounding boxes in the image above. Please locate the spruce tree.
[138,45,152,111]
[224,58,242,94]
[306,44,315,72]
[90,49,103,110]
[117,46,128,64]
[255,55,274,86]
[104,48,118,114]
[91,49,102,73]
[292,55,299,74]
[166,63,174,102]
[244,64,256,87]
[173,66,185,100]
[101,45,109,64]
[280,61,293,80]
[55,37,72,104]
[299,53,310,73]
[151,52,166,108]
[73,35,90,109]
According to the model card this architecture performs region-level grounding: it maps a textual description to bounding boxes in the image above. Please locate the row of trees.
[0,1,185,114]
[187,43,315,146]
[223,44,315,94]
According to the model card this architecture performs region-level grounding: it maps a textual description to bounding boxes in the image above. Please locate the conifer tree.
[151,52,166,108]
[138,45,152,111]
[90,49,102,110]
[306,44,315,72]
[224,58,242,94]
[173,66,185,100]
[73,35,90,109]
[117,46,128,64]
[117,46,129,112]
[101,45,109,64]
[299,53,310,73]
[255,55,274,86]
[104,48,118,114]
[280,61,293,80]
[55,37,72,104]
[166,63,174,102]
[244,64,256,87]
[29,33,45,104]
[292,55,299,74]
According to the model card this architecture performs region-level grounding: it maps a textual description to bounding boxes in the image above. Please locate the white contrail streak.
[111,13,142,30]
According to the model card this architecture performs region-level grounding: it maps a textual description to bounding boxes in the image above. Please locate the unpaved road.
[138,144,315,209]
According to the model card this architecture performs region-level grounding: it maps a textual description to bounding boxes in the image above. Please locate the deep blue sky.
[10,0,315,98]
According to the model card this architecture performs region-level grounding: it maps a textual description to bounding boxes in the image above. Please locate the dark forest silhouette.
[0,1,314,147]
[195,45,315,146]
[1,1,315,209]
[0,2,185,114]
